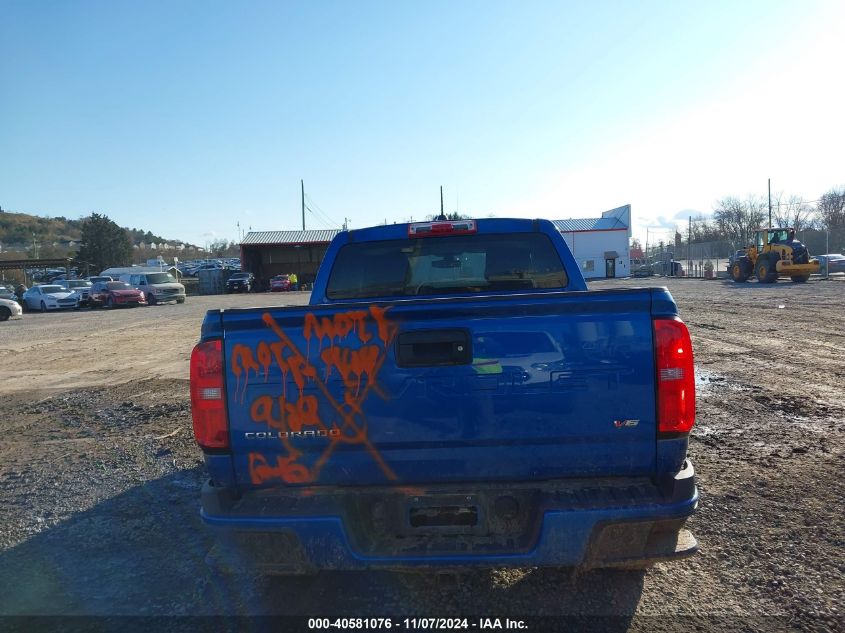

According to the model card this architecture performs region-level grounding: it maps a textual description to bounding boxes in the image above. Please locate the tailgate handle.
[397,329,472,367]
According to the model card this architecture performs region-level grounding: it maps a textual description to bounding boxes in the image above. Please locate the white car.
[22,284,80,312]
[0,297,23,321]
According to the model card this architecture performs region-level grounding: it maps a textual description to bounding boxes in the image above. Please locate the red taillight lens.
[190,339,229,450]
[654,317,696,434]
[408,219,477,237]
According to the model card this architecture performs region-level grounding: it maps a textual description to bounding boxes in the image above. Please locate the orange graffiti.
[250,394,324,433]
[271,343,316,396]
[368,305,394,346]
[231,343,260,401]
[304,310,371,349]
[249,452,311,484]
[321,344,381,394]
[245,306,399,486]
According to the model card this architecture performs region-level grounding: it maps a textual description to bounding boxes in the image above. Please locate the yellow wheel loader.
[730,228,819,284]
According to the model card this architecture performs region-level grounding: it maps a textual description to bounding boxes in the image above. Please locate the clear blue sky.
[2,0,843,246]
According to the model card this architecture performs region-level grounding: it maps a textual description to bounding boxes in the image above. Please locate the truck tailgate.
[220,289,658,489]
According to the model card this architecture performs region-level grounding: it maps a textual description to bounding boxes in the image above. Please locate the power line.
[304,203,340,230]
[303,206,333,230]
[305,205,338,230]
[303,194,341,228]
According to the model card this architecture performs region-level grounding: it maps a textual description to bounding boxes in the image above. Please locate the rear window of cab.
[326,232,568,300]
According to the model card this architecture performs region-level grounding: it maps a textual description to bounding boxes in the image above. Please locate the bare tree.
[207,239,230,257]
[772,194,814,232]
[816,187,845,230]
[689,213,720,242]
[713,195,765,246]
[746,194,767,231]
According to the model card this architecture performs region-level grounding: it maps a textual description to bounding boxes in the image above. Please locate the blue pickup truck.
[190,218,698,573]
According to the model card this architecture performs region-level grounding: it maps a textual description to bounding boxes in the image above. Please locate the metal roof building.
[552,216,628,233]
[554,205,632,279]
[239,229,341,290]
[240,230,340,246]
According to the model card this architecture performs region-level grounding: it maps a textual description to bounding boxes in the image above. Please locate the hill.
[0,209,197,259]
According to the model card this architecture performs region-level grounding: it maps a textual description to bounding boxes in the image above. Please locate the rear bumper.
[201,461,698,573]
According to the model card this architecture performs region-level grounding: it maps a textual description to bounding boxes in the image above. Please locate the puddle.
[696,369,725,386]
[694,425,718,437]
[694,368,755,393]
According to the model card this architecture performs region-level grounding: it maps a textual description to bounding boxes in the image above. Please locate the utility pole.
[688,216,692,278]
[301,179,306,231]
[439,185,445,220]
[768,178,772,227]
[826,229,830,279]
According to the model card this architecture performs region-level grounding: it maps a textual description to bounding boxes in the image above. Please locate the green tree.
[75,213,133,274]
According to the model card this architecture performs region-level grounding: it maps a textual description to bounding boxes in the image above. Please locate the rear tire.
[791,275,810,283]
[0,307,10,321]
[107,296,114,309]
[147,293,157,306]
[755,257,777,283]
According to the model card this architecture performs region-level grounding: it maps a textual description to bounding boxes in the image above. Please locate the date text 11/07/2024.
[308,618,528,630]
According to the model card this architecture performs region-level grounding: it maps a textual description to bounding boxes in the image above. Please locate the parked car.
[632,263,654,277]
[0,297,23,321]
[118,272,186,305]
[0,285,18,301]
[226,272,254,293]
[816,253,845,275]
[270,274,292,291]
[21,285,79,312]
[90,281,148,308]
[56,279,93,307]
[726,249,747,272]
[87,276,114,285]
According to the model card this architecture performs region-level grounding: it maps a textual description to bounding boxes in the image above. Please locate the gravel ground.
[0,280,842,630]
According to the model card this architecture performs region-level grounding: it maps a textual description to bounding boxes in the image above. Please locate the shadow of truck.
[0,467,643,622]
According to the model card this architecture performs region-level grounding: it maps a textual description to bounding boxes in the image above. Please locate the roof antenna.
[436,185,447,221]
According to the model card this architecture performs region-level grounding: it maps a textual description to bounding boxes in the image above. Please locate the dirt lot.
[0,280,842,630]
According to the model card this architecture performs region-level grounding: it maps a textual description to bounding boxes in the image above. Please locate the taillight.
[654,317,696,435]
[408,219,477,237]
[190,339,229,450]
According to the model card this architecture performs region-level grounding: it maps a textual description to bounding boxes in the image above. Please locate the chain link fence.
[639,229,843,278]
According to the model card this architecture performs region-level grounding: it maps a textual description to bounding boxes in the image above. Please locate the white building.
[553,205,631,280]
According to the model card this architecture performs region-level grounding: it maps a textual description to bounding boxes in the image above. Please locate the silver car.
[57,279,94,306]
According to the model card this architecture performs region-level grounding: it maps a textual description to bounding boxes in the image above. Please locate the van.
[118,271,186,305]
